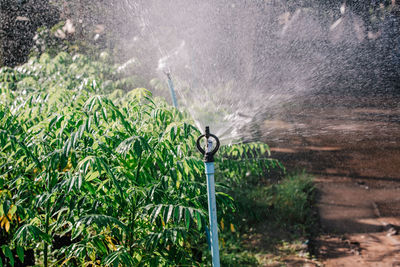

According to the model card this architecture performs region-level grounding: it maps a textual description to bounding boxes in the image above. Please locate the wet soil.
[262,94,400,266]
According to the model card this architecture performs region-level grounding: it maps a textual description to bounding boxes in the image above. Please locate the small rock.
[387,227,398,236]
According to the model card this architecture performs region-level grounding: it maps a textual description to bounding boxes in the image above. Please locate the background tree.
[0,0,59,66]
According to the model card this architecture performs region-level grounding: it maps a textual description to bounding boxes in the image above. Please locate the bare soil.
[262,94,400,266]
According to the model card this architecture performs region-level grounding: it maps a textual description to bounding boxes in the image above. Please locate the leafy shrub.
[0,52,283,266]
[217,142,284,185]
[220,252,259,266]
[0,51,145,96]
[268,173,315,227]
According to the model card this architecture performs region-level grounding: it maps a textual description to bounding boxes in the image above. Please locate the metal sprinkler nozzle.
[163,70,171,79]
[196,126,220,163]
[205,126,210,139]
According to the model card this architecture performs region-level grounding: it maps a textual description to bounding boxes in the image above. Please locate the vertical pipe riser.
[196,127,221,267]
[205,162,220,267]
[167,77,178,108]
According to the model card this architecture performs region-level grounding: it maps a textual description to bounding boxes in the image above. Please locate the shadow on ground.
[262,94,400,265]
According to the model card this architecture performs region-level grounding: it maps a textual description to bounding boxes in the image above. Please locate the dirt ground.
[263,94,400,266]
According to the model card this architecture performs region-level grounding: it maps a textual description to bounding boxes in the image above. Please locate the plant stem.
[43,200,50,267]
[128,205,135,255]
[129,155,141,254]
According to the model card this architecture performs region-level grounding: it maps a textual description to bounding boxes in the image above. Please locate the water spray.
[196,126,220,267]
[164,71,178,108]
[157,41,185,109]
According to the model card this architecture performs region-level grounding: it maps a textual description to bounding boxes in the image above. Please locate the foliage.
[0,52,285,266]
[268,173,315,227]
[0,51,145,95]
[217,172,316,266]
[217,143,284,183]
[230,171,314,230]
[220,252,259,267]
[211,144,316,266]
[30,23,76,58]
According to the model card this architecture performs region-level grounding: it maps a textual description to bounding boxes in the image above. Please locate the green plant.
[216,172,316,266]
[216,142,284,183]
[0,51,289,266]
[268,173,315,228]
[220,252,259,266]
[0,54,205,266]
[1,93,212,266]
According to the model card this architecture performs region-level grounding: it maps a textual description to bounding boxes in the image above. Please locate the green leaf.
[14,224,52,244]
[165,205,173,224]
[2,246,14,267]
[2,200,10,216]
[151,205,163,223]
[78,214,128,232]
[16,246,24,263]
[185,209,191,229]
[196,212,202,230]
[133,139,142,157]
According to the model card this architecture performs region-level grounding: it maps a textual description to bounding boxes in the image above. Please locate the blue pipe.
[196,127,221,267]
[166,72,178,108]
[205,160,220,267]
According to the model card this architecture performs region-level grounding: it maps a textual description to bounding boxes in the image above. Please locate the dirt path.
[262,94,400,266]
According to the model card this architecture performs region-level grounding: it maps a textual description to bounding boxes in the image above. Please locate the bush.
[0,52,283,266]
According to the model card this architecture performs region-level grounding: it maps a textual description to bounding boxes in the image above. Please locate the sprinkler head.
[196,126,220,163]
[205,126,210,139]
[164,70,172,80]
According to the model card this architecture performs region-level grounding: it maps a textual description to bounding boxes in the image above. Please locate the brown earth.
[263,94,400,266]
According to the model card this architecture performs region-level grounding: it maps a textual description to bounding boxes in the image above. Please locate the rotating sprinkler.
[164,71,178,108]
[196,127,220,267]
